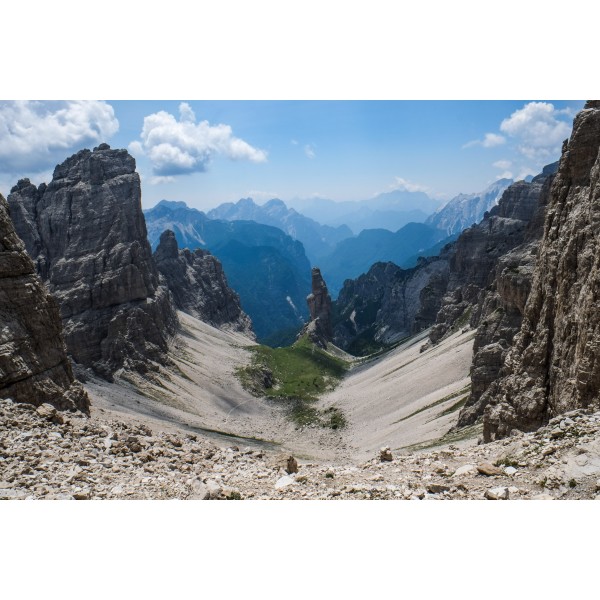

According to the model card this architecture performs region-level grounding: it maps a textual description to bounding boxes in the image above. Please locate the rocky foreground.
[2,396,600,500]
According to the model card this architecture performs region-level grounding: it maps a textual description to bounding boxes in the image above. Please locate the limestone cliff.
[7,144,178,379]
[483,101,600,440]
[456,168,555,427]
[154,229,254,337]
[0,193,89,411]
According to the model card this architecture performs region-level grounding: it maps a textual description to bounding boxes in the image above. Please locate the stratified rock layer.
[455,167,557,427]
[0,194,89,411]
[484,101,600,440]
[7,144,178,378]
[154,229,254,337]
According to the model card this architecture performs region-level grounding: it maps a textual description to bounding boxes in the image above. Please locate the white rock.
[485,487,509,500]
[275,475,296,490]
[531,493,554,500]
[452,464,477,477]
[504,466,518,476]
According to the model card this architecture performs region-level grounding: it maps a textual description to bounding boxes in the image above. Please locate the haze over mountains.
[141,179,523,340]
[286,189,442,233]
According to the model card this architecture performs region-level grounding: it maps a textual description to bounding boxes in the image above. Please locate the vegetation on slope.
[237,335,349,428]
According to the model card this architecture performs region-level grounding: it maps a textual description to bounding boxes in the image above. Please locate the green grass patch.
[236,335,350,429]
[239,335,348,402]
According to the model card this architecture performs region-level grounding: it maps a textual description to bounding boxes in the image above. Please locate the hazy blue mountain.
[426,178,513,236]
[144,200,311,343]
[287,190,441,234]
[207,197,352,262]
[318,222,450,296]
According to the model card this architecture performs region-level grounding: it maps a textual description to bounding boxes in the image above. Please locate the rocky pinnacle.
[302,267,333,348]
[154,229,254,337]
[7,144,178,379]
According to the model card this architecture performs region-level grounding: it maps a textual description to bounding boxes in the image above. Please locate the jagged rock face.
[154,230,254,337]
[333,257,449,355]
[303,267,333,348]
[455,172,556,428]
[7,144,178,379]
[429,166,558,345]
[483,102,600,440]
[0,194,89,411]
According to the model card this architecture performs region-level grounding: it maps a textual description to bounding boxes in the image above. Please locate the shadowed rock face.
[302,267,333,348]
[333,256,450,355]
[455,171,556,428]
[154,229,254,337]
[483,102,600,440]
[0,193,89,411]
[7,144,178,379]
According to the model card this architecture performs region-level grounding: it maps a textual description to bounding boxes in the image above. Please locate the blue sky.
[0,100,585,211]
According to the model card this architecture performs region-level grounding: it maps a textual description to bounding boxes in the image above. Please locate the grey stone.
[7,146,178,379]
[154,230,254,336]
[0,194,89,412]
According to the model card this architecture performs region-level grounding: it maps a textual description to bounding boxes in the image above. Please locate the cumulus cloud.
[500,102,572,161]
[0,100,119,174]
[391,176,429,193]
[464,132,506,148]
[304,144,315,159]
[130,102,267,177]
[149,175,175,185]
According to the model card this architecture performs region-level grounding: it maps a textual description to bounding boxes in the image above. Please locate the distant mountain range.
[145,181,512,341]
[207,197,352,262]
[426,178,513,236]
[144,200,311,344]
[318,222,453,296]
[287,189,442,234]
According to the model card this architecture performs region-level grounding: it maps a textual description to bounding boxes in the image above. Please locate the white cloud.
[500,102,572,161]
[391,176,429,193]
[493,159,512,170]
[149,175,175,185]
[496,171,514,180]
[131,102,267,177]
[290,139,299,145]
[464,132,506,148]
[0,100,119,174]
[304,144,315,159]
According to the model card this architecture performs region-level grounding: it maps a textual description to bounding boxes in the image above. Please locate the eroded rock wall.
[8,144,178,379]
[0,194,89,411]
[153,229,254,337]
[483,102,600,440]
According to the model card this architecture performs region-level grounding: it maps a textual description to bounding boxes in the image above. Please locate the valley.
[3,100,600,501]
